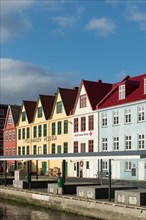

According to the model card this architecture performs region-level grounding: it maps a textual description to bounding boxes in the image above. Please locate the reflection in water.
[0,201,100,220]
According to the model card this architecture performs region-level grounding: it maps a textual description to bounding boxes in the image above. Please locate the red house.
[3,105,21,170]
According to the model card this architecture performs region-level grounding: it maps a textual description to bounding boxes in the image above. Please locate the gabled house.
[97,74,146,181]
[31,94,55,174]
[16,100,36,169]
[49,87,78,176]
[70,80,112,177]
[3,105,21,170]
[0,104,8,156]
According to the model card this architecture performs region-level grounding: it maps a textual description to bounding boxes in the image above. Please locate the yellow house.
[30,94,55,174]
[16,100,37,169]
[49,87,78,176]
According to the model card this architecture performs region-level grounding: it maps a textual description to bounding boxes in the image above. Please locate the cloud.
[127,4,146,31]
[85,17,116,36]
[0,58,78,105]
[52,16,76,28]
[1,0,34,43]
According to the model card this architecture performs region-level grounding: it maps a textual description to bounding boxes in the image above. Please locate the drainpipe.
[4,161,7,186]
[109,159,112,201]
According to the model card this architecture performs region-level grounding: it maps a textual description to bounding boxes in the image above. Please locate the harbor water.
[0,201,101,220]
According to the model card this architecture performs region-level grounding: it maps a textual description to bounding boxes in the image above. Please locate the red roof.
[23,100,37,123]
[97,74,146,109]
[72,79,112,113]
[39,95,55,119]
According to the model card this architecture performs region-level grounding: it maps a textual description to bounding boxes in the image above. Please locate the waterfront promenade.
[0,176,146,220]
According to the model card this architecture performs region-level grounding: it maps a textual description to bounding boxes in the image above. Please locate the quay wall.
[0,186,146,220]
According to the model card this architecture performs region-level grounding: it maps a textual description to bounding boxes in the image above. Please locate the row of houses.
[2,73,146,181]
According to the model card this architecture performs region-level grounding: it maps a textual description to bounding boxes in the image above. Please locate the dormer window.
[8,116,12,124]
[22,111,26,121]
[144,78,146,94]
[56,101,62,113]
[38,107,42,118]
[80,94,87,108]
[119,85,125,100]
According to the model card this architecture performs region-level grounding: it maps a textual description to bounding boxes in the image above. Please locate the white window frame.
[102,161,108,170]
[125,109,131,124]
[102,112,107,127]
[144,78,146,94]
[102,137,108,151]
[113,136,119,150]
[119,84,125,99]
[125,135,131,150]
[138,134,144,149]
[113,111,119,125]
[125,161,131,171]
[138,106,144,122]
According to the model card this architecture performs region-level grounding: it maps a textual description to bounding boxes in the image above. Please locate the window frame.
[88,115,94,131]
[88,140,94,152]
[125,135,132,150]
[119,84,125,100]
[138,134,144,149]
[74,141,78,153]
[80,94,87,108]
[56,101,62,114]
[81,116,86,132]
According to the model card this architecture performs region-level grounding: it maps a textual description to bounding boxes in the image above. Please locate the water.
[0,201,100,220]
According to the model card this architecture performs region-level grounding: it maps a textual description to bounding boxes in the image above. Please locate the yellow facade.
[49,91,71,176]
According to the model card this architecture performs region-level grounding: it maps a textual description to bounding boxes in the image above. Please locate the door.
[112,160,120,179]
[138,161,145,180]
[42,162,47,175]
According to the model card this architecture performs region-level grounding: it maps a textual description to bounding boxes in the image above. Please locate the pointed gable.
[72,79,112,114]
[97,73,146,109]
[4,105,21,129]
[10,105,21,126]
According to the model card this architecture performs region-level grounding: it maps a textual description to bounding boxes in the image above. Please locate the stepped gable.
[59,87,78,115]
[39,94,55,119]
[23,100,37,123]
[97,73,146,109]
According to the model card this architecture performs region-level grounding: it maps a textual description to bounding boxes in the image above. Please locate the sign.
[74,131,93,138]
[44,136,57,141]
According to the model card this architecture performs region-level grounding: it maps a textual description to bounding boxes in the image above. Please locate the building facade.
[0,104,8,156]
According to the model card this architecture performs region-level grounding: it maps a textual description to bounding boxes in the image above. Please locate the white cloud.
[127,4,146,31]
[85,18,116,36]
[53,16,76,28]
[1,0,34,43]
[0,58,78,104]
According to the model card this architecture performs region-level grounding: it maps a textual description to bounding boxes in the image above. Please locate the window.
[81,117,86,132]
[38,107,43,118]
[56,101,62,113]
[0,120,4,126]
[52,144,55,154]
[5,148,8,156]
[43,124,47,136]
[80,94,87,108]
[74,118,78,133]
[12,147,15,155]
[9,148,12,156]
[22,146,25,155]
[0,109,4,115]
[138,134,144,149]
[33,126,37,138]
[125,135,131,150]
[74,141,78,153]
[6,131,8,141]
[64,142,68,153]
[12,130,15,140]
[22,111,26,121]
[88,140,94,152]
[119,84,125,99]
[22,128,25,139]
[102,112,107,127]
[43,144,47,154]
[144,78,146,94]
[113,137,119,150]
[33,145,37,154]
[88,115,94,130]
[86,161,89,169]
[64,120,68,134]
[26,127,30,139]
[102,161,108,170]
[102,138,108,151]
[125,161,131,171]
[8,116,12,124]
[52,122,56,135]
[38,125,42,137]
[18,147,21,155]
[18,129,21,140]
[57,145,61,153]
[81,143,86,152]
[113,111,119,125]
[125,109,131,124]
[26,146,29,155]
[9,131,12,141]
[57,121,62,135]
[138,106,144,122]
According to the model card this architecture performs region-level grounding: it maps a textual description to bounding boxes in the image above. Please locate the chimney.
[96,80,102,83]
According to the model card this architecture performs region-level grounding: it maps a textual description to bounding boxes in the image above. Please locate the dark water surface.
[0,200,101,220]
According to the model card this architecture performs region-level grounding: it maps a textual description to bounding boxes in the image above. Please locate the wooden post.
[29,160,32,190]
[62,160,66,185]
[4,161,7,186]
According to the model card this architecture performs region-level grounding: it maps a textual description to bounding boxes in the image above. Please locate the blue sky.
[0,0,146,105]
